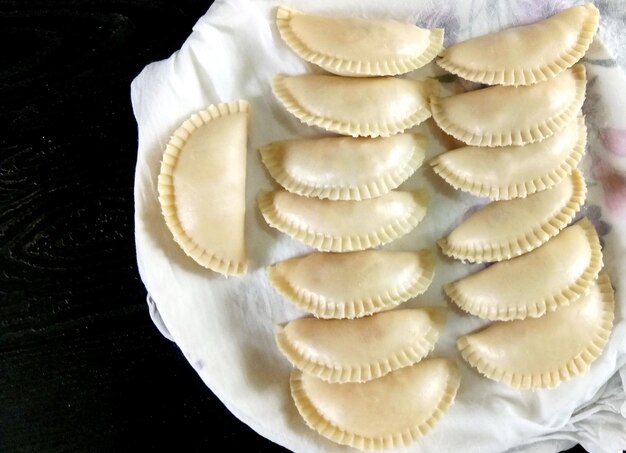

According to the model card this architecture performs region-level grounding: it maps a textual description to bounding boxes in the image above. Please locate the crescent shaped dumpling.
[276,308,446,383]
[276,6,444,77]
[260,134,426,201]
[458,273,615,389]
[291,358,460,450]
[272,74,432,138]
[439,169,586,263]
[445,218,603,321]
[157,100,249,276]
[267,249,435,319]
[431,116,586,200]
[437,4,599,86]
[258,190,428,252]
[430,64,586,147]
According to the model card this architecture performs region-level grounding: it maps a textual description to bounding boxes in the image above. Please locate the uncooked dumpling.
[430,65,586,147]
[439,169,586,263]
[276,308,445,383]
[258,190,428,252]
[268,249,435,319]
[157,100,249,276]
[276,6,444,77]
[291,358,460,449]
[458,273,615,389]
[260,134,426,200]
[273,74,432,137]
[445,218,603,321]
[437,4,599,86]
[431,117,586,200]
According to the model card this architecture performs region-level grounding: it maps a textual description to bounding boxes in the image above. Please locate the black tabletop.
[0,1,590,451]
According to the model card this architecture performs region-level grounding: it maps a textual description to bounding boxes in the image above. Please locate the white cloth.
[131,1,626,451]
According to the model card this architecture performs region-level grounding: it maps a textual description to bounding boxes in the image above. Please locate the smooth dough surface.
[273,74,431,138]
[439,169,586,263]
[277,6,444,77]
[291,358,460,450]
[276,308,445,383]
[258,190,428,252]
[430,65,586,147]
[157,100,249,275]
[445,218,603,321]
[458,273,615,389]
[268,249,435,319]
[437,4,599,86]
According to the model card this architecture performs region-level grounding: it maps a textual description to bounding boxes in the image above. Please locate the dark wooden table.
[0,1,589,451]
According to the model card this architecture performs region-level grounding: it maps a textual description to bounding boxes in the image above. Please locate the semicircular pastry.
[430,64,586,147]
[258,190,428,252]
[276,308,446,383]
[437,4,599,86]
[260,134,426,200]
[431,116,586,200]
[445,218,603,321]
[291,358,460,450]
[438,169,586,263]
[458,272,615,389]
[276,6,444,77]
[267,249,435,319]
[272,74,432,138]
[157,100,249,276]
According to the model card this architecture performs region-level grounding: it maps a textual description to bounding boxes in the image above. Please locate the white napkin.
[131,1,626,451]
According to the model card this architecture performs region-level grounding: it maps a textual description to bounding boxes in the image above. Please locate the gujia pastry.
[258,190,428,252]
[439,169,586,263]
[276,308,445,383]
[431,117,586,200]
[260,134,426,200]
[291,358,460,449]
[276,6,444,77]
[458,273,615,389]
[437,4,599,86]
[273,74,432,137]
[268,249,435,319]
[158,100,249,276]
[430,65,586,147]
[445,218,603,321]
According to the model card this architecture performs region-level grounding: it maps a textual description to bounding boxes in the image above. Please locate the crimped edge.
[430,116,587,200]
[430,64,587,147]
[267,250,435,319]
[258,190,428,253]
[275,308,445,383]
[157,100,250,276]
[260,135,426,200]
[276,6,444,76]
[444,217,603,321]
[437,4,599,86]
[457,272,615,389]
[272,74,432,138]
[438,168,587,263]
[290,359,460,450]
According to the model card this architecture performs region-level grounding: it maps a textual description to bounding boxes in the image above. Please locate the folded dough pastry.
[445,218,603,321]
[439,169,586,263]
[276,308,445,383]
[258,190,428,252]
[273,74,431,137]
[276,6,443,77]
[291,358,460,449]
[458,272,615,389]
[431,116,586,200]
[437,4,599,86]
[260,134,426,200]
[157,101,249,276]
[430,65,586,147]
[267,249,435,319]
